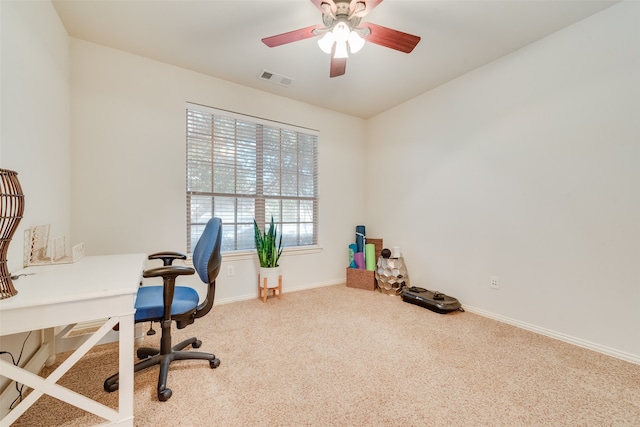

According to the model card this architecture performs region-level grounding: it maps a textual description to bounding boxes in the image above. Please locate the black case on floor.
[400,287,462,314]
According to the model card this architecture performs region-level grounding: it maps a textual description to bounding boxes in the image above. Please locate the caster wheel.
[137,348,158,359]
[192,339,202,349]
[158,388,172,401]
[104,381,118,393]
[210,358,221,369]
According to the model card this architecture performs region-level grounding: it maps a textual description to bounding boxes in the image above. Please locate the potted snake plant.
[254,216,283,290]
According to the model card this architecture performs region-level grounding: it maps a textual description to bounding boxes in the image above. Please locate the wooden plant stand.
[258,274,282,303]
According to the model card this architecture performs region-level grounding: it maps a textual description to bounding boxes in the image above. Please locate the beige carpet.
[10,284,640,426]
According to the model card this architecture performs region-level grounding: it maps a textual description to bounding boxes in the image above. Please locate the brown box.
[346,267,376,291]
[346,237,382,291]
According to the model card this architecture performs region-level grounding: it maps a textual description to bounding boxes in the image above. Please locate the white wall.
[70,39,367,302]
[366,1,640,362]
[0,0,70,392]
[1,0,71,276]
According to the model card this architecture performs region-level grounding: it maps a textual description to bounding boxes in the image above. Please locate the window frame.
[186,103,320,255]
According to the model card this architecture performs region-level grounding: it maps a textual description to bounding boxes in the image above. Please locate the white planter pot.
[259,266,281,289]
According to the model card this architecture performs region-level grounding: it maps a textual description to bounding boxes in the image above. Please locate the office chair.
[104,217,222,401]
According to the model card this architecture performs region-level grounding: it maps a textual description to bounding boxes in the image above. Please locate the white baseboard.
[215,279,344,305]
[463,305,640,365]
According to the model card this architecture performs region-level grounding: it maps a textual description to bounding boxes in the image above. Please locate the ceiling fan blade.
[352,0,384,17]
[330,56,347,78]
[361,22,420,53]
[262,25,323,48]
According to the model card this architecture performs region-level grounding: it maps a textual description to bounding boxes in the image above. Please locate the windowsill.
[221,245,323,261]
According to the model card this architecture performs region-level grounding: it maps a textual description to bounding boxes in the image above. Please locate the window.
[186,104,319,253]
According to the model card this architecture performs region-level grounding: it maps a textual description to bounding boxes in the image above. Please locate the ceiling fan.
[261,0,421,78]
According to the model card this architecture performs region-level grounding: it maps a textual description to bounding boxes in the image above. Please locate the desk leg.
[116,311,135,426]
[43,327,56,367]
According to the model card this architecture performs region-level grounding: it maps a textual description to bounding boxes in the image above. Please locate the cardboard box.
[346,237,382,291]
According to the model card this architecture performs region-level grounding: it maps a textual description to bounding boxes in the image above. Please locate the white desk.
[0,254,145,427]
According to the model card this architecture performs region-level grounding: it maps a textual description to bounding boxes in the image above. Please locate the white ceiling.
[52,0,620,119]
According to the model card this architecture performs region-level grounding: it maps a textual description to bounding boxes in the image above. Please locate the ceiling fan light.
[334,41,349,59]
[332,21,350,43]
[317,32,335,54]
[348,31,365,54]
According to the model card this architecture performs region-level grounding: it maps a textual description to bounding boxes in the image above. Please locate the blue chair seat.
[135,286,200,322]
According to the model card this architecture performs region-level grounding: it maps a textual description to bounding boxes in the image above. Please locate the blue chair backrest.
[192,218,222,284]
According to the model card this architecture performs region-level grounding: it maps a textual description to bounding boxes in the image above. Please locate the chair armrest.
[143,265,195,279]
[148,251,187,266]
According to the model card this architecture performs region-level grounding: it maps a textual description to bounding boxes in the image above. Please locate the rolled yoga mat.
[354,252,365,269]
[348,244,357,268]
[355,225,366,253]
[365,244,376,271]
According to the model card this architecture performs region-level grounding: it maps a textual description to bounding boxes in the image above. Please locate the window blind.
[186,104,319,253]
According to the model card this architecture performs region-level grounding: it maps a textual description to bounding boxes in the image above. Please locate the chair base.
[104,336,220,401]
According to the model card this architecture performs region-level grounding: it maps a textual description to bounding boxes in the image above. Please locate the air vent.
[258,69,294,88]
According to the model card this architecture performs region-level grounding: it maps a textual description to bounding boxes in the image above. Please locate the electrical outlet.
[227,265,235,277]
[490,276,499,289]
